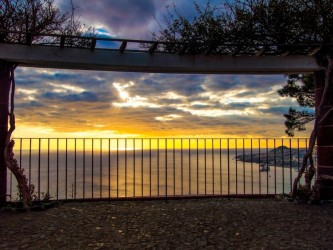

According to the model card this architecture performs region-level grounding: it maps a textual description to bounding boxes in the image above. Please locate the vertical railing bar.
[289,138,293,193]
[305,138,308,184]
[56,138,59,200]
[173,138,175,196]
[47,138,50,198]
[149,139,152,196]
[141,139,144,197]
[266,138,269,195]
[258,138,261,195]
[165,138,168,200]
[18,138,22,202]
[243,139,245,195]
[227,139,230,196]
[91,138,94,199]
[19,138,22,170]
[251,139,253,194]
[29,138,31,186]
[108,138,111,201]
[204,138,207,195]
[157,138,160,196]
[197,138,199,195]
[125,139,127,198]
[297,139,300,172]
[100,139,102,198]
[235,138,238,195]
[282,139,285,194]
[220,138,222,195]
[9,169,12,202]
[212,139,214,195]
[18,139,22,199]
[116,139,119,198]
[181,138,183,196]
[83,139,86,199]
[74,139,77,199]
[65,138,68,200]
[306,138,308,151]
[274,139,277,195]
[133,139,136,197]
[189,138,191,195]
[38,138,41,200]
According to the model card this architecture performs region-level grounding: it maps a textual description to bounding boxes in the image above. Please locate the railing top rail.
[1,29,332,56]
[12,137,310,140]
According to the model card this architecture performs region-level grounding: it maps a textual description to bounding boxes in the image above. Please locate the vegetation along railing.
[7,138,313,202]
[0,29,328,56]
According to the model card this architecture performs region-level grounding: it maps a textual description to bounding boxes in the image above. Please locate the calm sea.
[7,149,299,200]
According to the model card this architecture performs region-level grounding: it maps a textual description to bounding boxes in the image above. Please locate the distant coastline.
[236,146,308,168]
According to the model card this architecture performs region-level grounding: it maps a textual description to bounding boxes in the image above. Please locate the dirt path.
[1,198,332,249]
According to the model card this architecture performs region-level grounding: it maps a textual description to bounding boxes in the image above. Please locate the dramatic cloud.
[11,1,313,139]
[13,65,310,138]
[56,0,159,39]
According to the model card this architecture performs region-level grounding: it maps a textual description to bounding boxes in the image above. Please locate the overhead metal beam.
[148,42,158,54]
[0,43,320,74]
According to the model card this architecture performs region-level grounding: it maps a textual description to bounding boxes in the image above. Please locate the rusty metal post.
[0,60,11,206]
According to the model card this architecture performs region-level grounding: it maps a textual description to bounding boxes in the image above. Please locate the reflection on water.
[7,148,302,200]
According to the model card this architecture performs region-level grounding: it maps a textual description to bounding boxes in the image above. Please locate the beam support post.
[315,70,333,199]
[0,60,11,206]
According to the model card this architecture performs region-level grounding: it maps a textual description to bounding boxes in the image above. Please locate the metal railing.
[7,138,312,202]
[0,29,329,56]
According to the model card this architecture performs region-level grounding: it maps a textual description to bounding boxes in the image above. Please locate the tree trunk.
[315,60,333,199]
[0,60,11,207]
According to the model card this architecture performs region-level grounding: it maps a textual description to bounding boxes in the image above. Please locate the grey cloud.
[41,91,98,102]
[58,0,159,39]
[204,75,285,92]
[16,101,45,108]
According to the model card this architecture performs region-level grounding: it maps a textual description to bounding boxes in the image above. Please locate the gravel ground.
[0,198,333,249]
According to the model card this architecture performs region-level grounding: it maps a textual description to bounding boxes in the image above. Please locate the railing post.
[26,33,32,46]
[0,60,11,206]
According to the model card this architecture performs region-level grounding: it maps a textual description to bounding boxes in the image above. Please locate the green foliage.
[279,74,315,108]
[278,74,315,136]
[283,108,315,137]
[40,192,52,201]
[155,0,330,136]
[0,0,95,47]
[155,0,333,50]
[294,184,312,201]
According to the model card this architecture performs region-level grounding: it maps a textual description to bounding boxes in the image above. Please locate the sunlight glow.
[113,81,160,108]
[180,108,253,117]
[161,91,186,100]
[113,81,134,100]
[113,96,161,108]
[155,114,182,121]
[49,83,85,93]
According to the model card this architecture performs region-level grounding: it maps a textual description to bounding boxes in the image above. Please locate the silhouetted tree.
[0,0,94,207]
[278,74,315,137]
[155,0,333,198]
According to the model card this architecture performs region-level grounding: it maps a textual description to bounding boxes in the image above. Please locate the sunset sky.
[13,0,313,139]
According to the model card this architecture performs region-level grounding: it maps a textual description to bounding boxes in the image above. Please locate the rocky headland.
[236,146,309,168]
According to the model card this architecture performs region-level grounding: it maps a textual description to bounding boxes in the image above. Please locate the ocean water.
[7,148,301,200]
